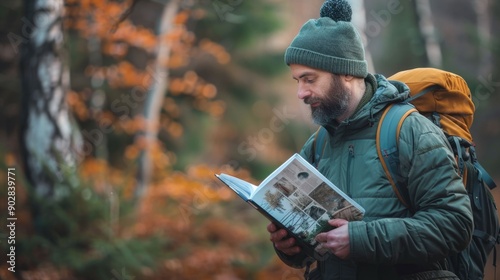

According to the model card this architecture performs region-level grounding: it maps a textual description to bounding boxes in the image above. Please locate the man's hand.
[315,219,350,259]
[267,222,301,256]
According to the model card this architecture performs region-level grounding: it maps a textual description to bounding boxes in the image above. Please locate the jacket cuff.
[349,221,369,262]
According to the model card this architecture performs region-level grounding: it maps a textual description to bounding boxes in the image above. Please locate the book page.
[215,174,258,201]
[252,153,364,256]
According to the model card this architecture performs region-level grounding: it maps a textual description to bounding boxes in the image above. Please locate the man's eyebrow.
[293,72,316,80]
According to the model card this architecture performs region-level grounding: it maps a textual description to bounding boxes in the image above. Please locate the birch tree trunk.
[135,0,181,199]
[414,0,442,68]
[348,0,375,73]
[20,0,82,198]
[474,0,492,77]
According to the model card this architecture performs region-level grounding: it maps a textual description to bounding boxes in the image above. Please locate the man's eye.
[306,79,314,84]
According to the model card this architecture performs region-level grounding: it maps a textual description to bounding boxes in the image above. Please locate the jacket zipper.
[347,144,354,196]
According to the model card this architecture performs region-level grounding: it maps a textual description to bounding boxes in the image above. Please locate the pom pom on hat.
[284,0,368,78]
[320,0,352,22]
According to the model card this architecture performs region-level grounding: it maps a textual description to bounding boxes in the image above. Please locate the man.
[267,0,473,279]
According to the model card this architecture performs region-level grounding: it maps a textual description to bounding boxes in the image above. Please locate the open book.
[215,153,365,260]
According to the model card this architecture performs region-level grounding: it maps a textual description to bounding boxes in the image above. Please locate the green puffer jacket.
[277,74,473,280]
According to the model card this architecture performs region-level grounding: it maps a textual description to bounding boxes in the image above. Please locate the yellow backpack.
[388,67,474,142]
[385,68,498,279]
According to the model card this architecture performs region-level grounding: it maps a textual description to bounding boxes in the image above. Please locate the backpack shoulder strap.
[376,102,417,209]
[469,145,497,190]
[312,127,327,168]
[406,85,442,103]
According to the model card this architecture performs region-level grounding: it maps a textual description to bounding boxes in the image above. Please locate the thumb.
[328,218,348,228]
[315,232,327,243]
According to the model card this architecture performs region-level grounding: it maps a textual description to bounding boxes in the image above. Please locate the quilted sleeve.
[349,112,473,264]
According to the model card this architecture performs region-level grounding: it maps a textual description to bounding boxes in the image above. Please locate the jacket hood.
[326,74,410,131]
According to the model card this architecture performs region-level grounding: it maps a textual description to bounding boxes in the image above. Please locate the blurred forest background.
[0,0,499,279]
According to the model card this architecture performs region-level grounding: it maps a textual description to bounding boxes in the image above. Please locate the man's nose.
[297,84,311,100]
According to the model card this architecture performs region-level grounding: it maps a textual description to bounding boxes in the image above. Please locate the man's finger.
[267,222,278,233]
[315,232,326,243]
[328,218,348,228]
[270,228,288,242]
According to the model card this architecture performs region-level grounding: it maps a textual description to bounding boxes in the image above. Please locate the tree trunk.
[414,0,442,68]
[135,0,181,199]
[20,0,82,198]
[348,0,375,73]
[474,0,492,77]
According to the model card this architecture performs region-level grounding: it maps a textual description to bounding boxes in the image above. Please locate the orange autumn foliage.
[66,0,227,139]
[67,90,90,120]
[199,39,231,64]
[127,161,299,279]
[168,71,226,118]
[60,1,296,279]
[65,0,157,53]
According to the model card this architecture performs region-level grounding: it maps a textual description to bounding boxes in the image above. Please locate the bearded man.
[267,1,473,279]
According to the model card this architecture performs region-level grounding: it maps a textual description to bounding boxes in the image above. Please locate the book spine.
[247,200,258,210]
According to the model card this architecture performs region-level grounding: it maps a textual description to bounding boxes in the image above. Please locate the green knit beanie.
[284,0,368,78]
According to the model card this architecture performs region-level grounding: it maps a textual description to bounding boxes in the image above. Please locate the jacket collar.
[325,74,410,131]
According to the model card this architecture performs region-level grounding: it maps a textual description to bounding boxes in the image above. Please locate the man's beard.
[305,75,351,126]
